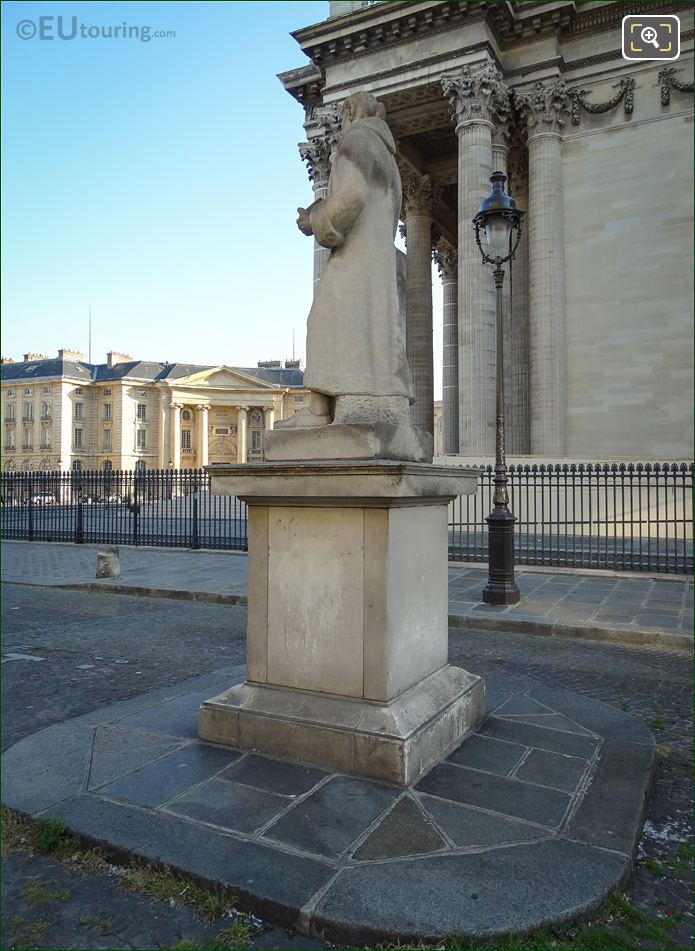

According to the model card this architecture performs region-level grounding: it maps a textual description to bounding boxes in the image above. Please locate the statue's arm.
[310,151,368,250]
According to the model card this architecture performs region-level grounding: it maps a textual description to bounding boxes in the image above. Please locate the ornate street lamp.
[473,171,524,605]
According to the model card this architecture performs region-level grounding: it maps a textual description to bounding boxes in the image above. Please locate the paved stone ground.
[1,583,693,948]
[3,541,692,649]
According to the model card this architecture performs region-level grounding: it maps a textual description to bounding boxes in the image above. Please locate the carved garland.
[567,77,635,125]
[658,67,695,106]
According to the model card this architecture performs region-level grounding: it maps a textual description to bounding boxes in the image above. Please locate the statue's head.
[341,92,386,132]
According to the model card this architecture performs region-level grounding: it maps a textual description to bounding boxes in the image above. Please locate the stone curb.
[447,611,693,652]
[43,582,693,652]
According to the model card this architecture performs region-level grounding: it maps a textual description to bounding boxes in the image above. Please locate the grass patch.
[2,807,110,875]
[78,914,113,935]
[642,857,666,877]
[119,862,236,923]
[7,915,51,950]
[19,875,70,908]
[663,840,694,872]
[648,718,667,732]
[214,922,253,949]
[33,817,67,854]
[170,923,253,951]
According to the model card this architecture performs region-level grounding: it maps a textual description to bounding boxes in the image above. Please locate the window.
[5,404,15,421]
[103,429,112,450]
[43,386,51,395]
[74,403,84,421]
[23,403,33,421]
[251,431,263,452]
[136,403,147,421]
[136,429,146,450]
[74,428,83,449]
[104,389,112,396]
[7,388,15,397]
[294,396,304,403]
[102,460,113,471]
[138,389,148,397]
[181,429,191,450]
[75,388,83,395]
[72,460,81,472]
[103,404,112,421]
[25,387,33,396]
[41,402,51,419]
[40,431,51,449]
[135,460,146,474]
[5,430,15,449]
[22,432,32,450]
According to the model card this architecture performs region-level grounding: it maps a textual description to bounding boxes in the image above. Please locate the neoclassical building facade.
[280,0,694,461]
[0,350,308,472]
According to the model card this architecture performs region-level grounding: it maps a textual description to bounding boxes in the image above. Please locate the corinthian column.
[507,147,530,454]
[196,405,209,467]
[402,175,434,436]
[433,242,459,454]
[519,81,569,456]
[236,406,248,464]
[442,65,511,455]
[170,403,182,469]
[299,104,342,296]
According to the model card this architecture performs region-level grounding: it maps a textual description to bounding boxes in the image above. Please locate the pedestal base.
[201,460,482,785]
[199,665,484,786]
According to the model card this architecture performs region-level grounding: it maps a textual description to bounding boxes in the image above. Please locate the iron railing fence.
[0,468,247,551]
[2,463,692,574]
[449,462,693,574]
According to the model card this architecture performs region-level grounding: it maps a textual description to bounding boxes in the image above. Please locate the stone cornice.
[288,1,693,72]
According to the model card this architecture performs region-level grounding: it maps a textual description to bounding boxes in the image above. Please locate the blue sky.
[2,0,443,393]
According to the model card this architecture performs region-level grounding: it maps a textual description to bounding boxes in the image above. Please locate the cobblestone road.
[2,583,692,949]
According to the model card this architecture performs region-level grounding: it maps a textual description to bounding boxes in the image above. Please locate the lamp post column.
[483,262,519,604]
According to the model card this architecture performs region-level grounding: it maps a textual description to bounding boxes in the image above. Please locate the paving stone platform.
[2,669,656,945]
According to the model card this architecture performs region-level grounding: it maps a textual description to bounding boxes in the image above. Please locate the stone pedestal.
[199,461,484,786]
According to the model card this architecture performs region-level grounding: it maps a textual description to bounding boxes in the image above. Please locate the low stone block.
[96,546,120,579]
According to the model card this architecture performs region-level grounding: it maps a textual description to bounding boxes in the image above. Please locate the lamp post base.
[483,507,520,605]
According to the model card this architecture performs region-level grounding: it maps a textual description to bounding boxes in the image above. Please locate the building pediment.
[167,366,278,391]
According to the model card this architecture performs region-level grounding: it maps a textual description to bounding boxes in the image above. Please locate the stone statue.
[268,91,431,462]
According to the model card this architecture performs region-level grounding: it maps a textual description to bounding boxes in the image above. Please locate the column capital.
[195,404,210,413]
[433,241,458,283]
[299,102,342,186]
[402,174,433,218]
[518,80,569,137]
[170,402,184,411]
[441,64,511,131]
[237,405,249,414]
